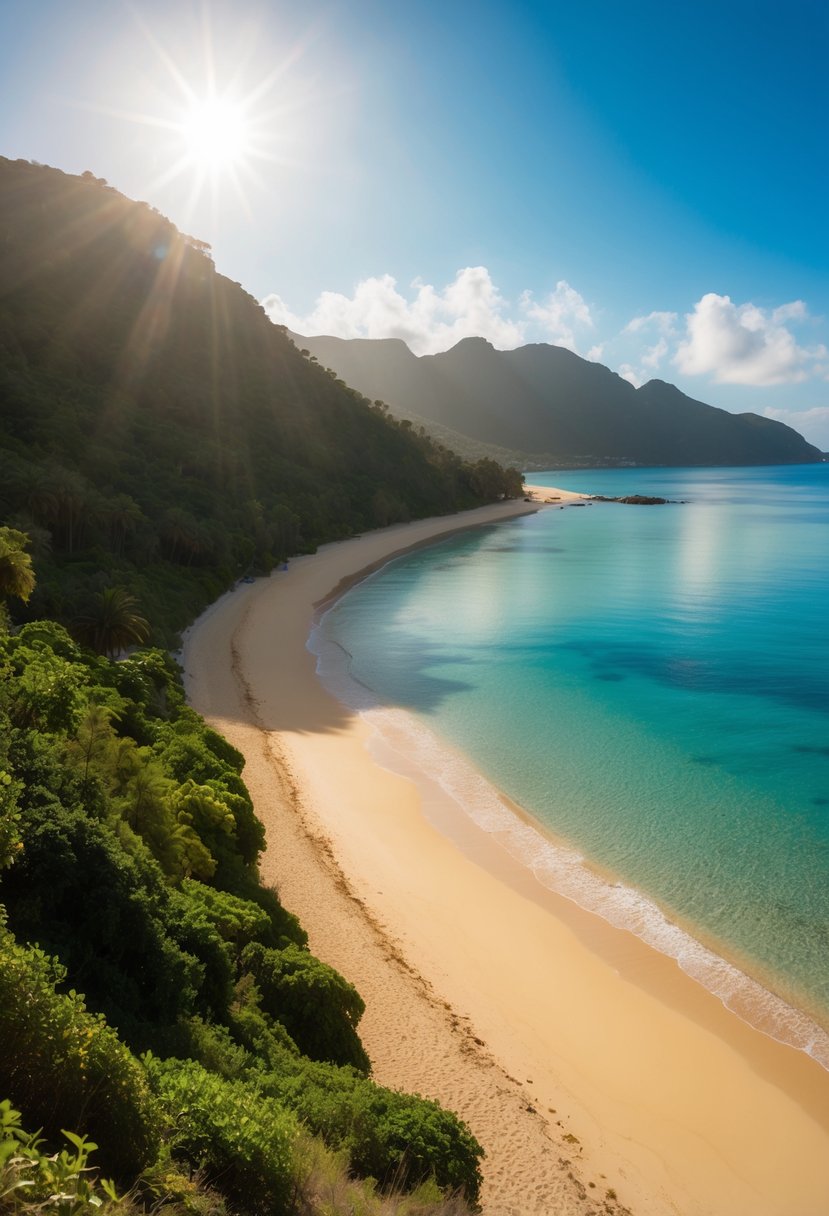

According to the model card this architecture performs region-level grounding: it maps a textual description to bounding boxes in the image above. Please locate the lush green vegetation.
[0,621,483,1213]
[0,1098,474,1216]
[0,157,522,648]
[0,156,503,1214]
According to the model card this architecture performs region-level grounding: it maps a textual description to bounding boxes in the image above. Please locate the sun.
[179,96,250,173]
[91,7,308,222]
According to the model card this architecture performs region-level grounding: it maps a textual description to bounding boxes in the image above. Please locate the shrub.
[0,1100,120,1215]
[0,922,161,1179]
[152,722,265,866]
[344,1088,484,1200]
[222,1003,483,1205]
[145,1056,298,1215]
[241,941,370,1072]
[165,889,234,1020]
[0,763,22,872]
[214,864,306,948]
[181,879,272,948]
[0,801,202,1031]
[257,1052,483,1203]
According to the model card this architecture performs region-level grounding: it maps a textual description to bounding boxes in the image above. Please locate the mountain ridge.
[290,331,820,467]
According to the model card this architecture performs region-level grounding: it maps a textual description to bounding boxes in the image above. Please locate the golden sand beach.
[183,490,829,1216]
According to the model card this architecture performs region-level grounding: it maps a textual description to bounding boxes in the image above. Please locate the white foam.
[309,615,829,1071]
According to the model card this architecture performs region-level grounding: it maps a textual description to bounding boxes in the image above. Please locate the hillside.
[291,332,821,467]
[0,158,520,643]
[0,617,483,1215]
[0,157,494,1215]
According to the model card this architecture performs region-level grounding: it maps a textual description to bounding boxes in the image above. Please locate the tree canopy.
[0,528,35,606]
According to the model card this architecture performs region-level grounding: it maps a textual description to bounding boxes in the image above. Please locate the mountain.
[0,158,520,641]
[290,333,821,467]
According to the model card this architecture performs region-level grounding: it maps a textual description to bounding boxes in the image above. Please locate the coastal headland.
[183,489,829,1216]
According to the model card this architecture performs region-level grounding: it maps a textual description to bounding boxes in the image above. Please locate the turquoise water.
[313,465,829,1064]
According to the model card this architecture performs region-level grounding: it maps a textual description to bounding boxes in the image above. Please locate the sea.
[309,464,829,1068]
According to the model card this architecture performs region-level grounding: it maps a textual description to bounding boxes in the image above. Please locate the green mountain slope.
[0,158,520,642]
[0,157,494,1213]
[291,332,821,467]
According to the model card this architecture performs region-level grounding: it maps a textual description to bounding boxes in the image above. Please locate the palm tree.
[72,586,150,658]
[0,527,36,605]
[104,493,146,556]
[161,506,201,564]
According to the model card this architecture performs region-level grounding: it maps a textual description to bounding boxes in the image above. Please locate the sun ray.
[66,4,318,228]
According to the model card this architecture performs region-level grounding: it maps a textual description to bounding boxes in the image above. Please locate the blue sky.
[2,0,827,444]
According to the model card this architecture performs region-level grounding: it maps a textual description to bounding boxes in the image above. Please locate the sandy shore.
[183,492,829,1216]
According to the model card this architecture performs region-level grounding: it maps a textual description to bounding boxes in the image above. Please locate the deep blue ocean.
[312,465,829,1065]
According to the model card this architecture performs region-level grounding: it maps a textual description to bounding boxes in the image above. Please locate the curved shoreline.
[308,664,829,1072]
[183,494,829,1216]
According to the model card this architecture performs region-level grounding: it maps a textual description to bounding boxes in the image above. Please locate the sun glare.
[180,97,250,172]
[92,8,308,222]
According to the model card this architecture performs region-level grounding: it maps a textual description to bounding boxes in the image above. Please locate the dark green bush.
[146,1055,298,1215]
[227,979,302,1059]
[254,1047,483,1203]
[0,921,161,1179]
[181,879,273,948]
[153,723,265,867]
[0,800,202,1031]
[215,864,306,948]
[226,995,483,1204]
[345,1089,484,1199]
[166,889,235,1020]
[241,941,370,1072]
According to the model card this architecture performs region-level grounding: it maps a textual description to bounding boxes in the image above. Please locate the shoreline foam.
[310,596,829,1069]
[184,491,829,1216]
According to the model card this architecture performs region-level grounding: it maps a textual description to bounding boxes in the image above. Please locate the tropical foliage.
[0,155,490,1215]
[71,585,150,657]
[0,1100,122,1216]
[0,528,35,606]
[0,622,483,1213]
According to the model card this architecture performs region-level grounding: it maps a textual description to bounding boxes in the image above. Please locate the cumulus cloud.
[520,280,594,352]
[763,406,829,450]
[263,267,523,356]
[615,311,677,385]
[674,293,825,386]
[641,336,669,369]
[623,310,677,336]
[772,301,808,324]
[262,268,594,357]
[618,364,640,387]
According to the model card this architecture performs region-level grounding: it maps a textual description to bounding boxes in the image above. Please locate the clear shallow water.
[312,465,829,1065]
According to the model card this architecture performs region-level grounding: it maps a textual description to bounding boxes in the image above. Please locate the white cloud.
[614,311,676,386]
[262,267,525,356]
[262,268,594,357]
[520,280,593,351]
[772,301,808,324]
[641,336,669,369]
[674,293,825,386]
[618,363,641,387]
[763,406,829,450]
[624,310,677,336]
